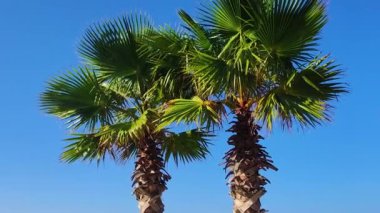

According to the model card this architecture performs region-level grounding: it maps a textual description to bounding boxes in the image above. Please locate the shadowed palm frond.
[62,132,137,163]
[255,55,347,129]
[78,14,153,93]
[248,0,327,62]
[162,129,212,165]
[285,56,347,100]
[62,134,112,163]
[180,2,267,97]
[41,67,125,130]
[190,48,260,96]
[255,90,328,129]
[178,10,213,50]
[143,27,197,100]
[199,0,242,34]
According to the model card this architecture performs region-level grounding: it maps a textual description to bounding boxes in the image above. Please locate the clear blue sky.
[1,0,379,212]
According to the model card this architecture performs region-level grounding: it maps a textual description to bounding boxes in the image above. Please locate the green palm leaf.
[159,97,224,130]
[286,56,347,100]
[250,0,327,61]
[255,90,328,129]
[78,14,153,93]
[190,49,258,96]
[62,134,105,163]
[144,27,196,99]
[41,67,124,130]
[61,110,151,163]
[178,10,213,50]
[162,129,212,165]
[199,0,242,33]
[96,110,155,143]
[256,56,347,129]
[62,132,137,163]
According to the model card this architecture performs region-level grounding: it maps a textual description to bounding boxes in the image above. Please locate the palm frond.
[144,27,196,100]
[285,55,347,100]
[96,110,153,143]
[255,55,347,129]
[190,50,257,96]
[162,129,212,165]
[41,67,124,130]
[159,97,225,130]
[78,14,153,92]
[62,134,112,163]
[250,0,327,62]
[144,26,190,56]
[255,90,328,129]
[62,112,151,164]
[178,10,213,50]
[199,0,243,33]
[62,132,137,163]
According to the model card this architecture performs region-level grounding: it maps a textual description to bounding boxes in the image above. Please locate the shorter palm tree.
[41,14,211,213]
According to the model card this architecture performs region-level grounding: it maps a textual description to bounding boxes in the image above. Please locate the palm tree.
[160,0,347,212]
[41,15,211,213]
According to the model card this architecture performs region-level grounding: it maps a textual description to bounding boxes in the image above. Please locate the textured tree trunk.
[224,104,278,213]
[133,136,171,213]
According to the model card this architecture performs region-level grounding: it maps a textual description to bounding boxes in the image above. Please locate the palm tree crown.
[163,0,346,129]
[160,0,347,212]
[41,14,211,213]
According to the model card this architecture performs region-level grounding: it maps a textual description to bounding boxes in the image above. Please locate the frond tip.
[62,134,107,163]
[40,67,124,130]
[255,56,347,130]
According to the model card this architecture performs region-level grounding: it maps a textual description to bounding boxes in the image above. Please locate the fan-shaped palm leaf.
[79,14,153,94]
[41,67,124,130]
[162,129,212,165]
[255,55,347,129]
[246,0,327,61]
[159,96,225,130]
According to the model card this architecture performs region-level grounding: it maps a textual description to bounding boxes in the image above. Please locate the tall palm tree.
[41,15,211,213]
[160,0,347,212]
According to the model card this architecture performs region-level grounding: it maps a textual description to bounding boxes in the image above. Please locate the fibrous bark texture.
[224,106,278,213]
[133,137,170,213]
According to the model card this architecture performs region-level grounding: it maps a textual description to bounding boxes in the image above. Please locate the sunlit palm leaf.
[96,110,153,143]
[159,97,224,129]
[61,111,150,164]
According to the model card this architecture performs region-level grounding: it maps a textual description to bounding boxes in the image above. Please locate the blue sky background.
[1,0,379,212]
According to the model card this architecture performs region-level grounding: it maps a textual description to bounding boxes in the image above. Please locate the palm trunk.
[224,104,278,213]
[133,136,171,213]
